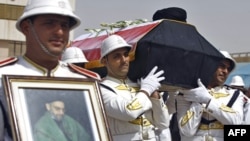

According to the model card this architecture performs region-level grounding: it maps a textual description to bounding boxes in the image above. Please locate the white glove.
[140,66,165,96]
[179,78,212,104]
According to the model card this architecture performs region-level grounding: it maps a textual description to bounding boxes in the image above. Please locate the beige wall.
[0,19,25,41]
[0,40,26,60]
[0,0,26,5]
[0,42,9,60]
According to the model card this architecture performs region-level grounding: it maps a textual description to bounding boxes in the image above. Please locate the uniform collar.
[105,75,129,84]
[23,56,60,76]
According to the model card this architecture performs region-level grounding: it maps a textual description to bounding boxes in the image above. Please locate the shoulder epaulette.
[0,57,18,67]
[68,63,101,80]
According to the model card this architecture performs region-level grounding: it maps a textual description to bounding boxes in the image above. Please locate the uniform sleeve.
[144,96,170,129]
[176,95,203,137]
[204,93,245,125]
[165,91,177,115]
[100,87,152,121]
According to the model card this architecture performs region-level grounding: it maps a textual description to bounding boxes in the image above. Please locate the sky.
[74,0,250,53]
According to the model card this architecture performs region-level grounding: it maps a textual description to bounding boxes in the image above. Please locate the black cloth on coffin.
[128,20,224,88]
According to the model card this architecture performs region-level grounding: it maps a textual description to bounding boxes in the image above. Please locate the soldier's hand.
[179,78,212,104]
[139,66,165,96]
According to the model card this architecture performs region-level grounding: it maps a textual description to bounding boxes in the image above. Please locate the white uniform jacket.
[0,56,100,141]
[176,86,245,141]
[100,76,171,141]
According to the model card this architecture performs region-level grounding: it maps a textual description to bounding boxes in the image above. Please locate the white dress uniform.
[242,96,250,124]
[0,56,100,141]
[176,86,245,141]
[100,76,171,141]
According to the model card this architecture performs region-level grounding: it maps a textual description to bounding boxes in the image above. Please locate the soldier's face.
[21,14,70,58]
[210,60,231,87]
[103,48,130,79]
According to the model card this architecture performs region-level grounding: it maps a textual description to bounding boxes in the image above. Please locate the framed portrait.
[2,75,112,141]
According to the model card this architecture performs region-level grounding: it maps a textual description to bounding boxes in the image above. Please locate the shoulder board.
[0,57,18,67]
[68,63,101,80]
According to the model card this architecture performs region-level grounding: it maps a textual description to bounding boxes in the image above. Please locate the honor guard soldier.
[61,46,89,68]
[0,0,100,140]
[99,34,171,141]
[176,51,245,141]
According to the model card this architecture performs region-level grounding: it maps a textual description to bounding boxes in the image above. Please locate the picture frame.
[2,75,112,141]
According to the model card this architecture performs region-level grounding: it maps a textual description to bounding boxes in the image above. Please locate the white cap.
[230,75,245,87]
[16,0,81,32]
[61,47,88,63]
[100,34,132,60]
[220,50,236,71]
